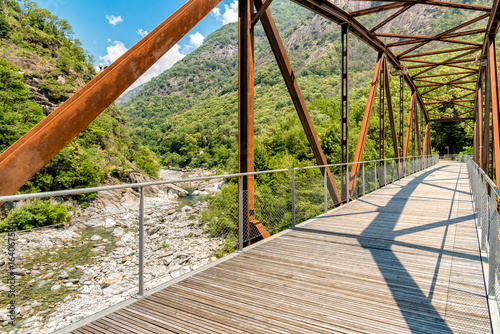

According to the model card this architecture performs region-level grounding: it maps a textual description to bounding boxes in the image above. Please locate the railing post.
[292,169,296,228]
[488,185,497,298]
[238,176,243,251]
[324,167,328,213]
[138,187,144,297]
[383,160,387,186]
[346,164,349,203]
[392,160,394,183]
[375,163,378,191]
[362,163,365,196]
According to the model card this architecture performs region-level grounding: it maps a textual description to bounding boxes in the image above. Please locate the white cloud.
[211,8,221,18]
[137,28,148,37]
[99,40,185,92]
[99,40,128,66]
[222,1,238,25]
[106,14,123,26]
[189,32,204,48]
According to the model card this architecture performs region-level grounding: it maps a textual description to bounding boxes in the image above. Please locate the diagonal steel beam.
[370,4,414,33]
[350,3,406,17]
[255,0,342,203]
[349,52,385,196]
[398,14,490,57]
[352,0,491,12]
[399,46,481,60]
[384,58,400,160]
[0,0,222,198]
[403,93,416,160]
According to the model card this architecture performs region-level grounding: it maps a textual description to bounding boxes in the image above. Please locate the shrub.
[0,199,71,232]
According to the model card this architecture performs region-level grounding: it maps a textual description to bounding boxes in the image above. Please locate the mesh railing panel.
[466,156,500,319]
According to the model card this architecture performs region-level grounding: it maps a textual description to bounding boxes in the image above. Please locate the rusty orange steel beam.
[350,3,406,17]
[349,53,384,196]
[0,0,222,198]
[255,0,342,203]
[352,0,491,12]
[384,58,400,159]
[423,123,430,156]
[398,46,481,60]
[370,4,414,33]
[488,36,500,187]
[398,14,490,57]
[403,93,416,160]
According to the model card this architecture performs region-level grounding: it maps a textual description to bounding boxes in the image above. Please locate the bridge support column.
[474,69,484,164]
[341,23,349,202]
[400,75,404,170]
[238,0,256,244]
[483,47,491,175]
[379,56,386,187]
[488,35,500,186]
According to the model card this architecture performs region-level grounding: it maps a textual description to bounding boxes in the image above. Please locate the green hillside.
[0,0,160,198]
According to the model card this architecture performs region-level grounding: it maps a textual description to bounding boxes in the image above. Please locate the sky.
[32,0,239,91]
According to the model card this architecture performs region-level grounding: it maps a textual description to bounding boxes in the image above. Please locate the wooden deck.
[72,161,490,333]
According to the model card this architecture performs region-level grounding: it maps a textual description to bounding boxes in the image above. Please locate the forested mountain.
[0,0,160,197]
[121,0,487,171]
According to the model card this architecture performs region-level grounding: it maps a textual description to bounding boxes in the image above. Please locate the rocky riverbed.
[0,169,230,333]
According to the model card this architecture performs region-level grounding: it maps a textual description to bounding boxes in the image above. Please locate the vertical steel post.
[238,176,243,251]
[399,74,404,159]
[138,187,144,297]
[345,164,350,203]
[362,163,365,196]
[375,164,378,191]
[483,53,491,174]
[488,35,500,188]
[341,23,349,203]
[324,167,328,213]
[292,169,296,228]
[238,0,255,243]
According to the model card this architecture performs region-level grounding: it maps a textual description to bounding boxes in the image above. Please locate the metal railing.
[466,156,500,308]
[0,154,438,333]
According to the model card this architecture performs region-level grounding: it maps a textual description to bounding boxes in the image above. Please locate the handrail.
[0,155,436,203]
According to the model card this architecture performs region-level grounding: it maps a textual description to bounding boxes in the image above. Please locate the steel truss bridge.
[2,0,500,332]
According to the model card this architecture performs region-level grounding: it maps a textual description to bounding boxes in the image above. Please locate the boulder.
[112,227,124,238]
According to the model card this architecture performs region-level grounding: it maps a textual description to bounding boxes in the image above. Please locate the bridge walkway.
[73,161,490,333]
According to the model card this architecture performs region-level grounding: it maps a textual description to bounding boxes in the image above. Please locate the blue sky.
[32,0,238,90]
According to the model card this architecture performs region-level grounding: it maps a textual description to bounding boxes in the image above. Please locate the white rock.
[104,217,117,228]
[51,284,61,291]
[112,227,125,238]
[121,232,134,243]
[90,235,102,241]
